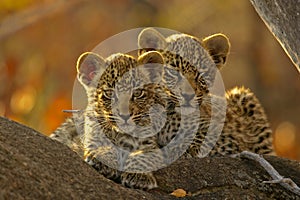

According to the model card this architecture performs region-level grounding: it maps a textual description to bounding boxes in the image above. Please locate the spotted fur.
[137,28,274,157]
[51,28,274,190]
[52,51,179,189]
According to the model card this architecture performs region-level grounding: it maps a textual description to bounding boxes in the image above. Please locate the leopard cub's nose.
[182,93,195,103]
[119,114,131,122]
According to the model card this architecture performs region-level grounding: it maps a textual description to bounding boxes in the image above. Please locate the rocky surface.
[0,116,299,199]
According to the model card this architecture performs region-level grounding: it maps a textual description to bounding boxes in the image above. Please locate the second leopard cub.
[138,28,274,157]
[51,28,275,190]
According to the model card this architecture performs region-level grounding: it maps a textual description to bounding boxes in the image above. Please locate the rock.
[0,116,299,199]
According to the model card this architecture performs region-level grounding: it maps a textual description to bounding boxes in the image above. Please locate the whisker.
[108,115,119,120]
[62,109,82,113]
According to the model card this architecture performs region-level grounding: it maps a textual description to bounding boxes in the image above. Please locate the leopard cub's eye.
[103,89,114,99]
[167,68,177,75]
[132,89,145,99]
[166,68,181,78]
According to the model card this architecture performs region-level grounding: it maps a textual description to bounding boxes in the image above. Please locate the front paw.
[85,152,121,181]
[121,172,157,190]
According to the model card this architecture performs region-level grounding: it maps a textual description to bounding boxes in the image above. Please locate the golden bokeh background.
[0,0,299,160]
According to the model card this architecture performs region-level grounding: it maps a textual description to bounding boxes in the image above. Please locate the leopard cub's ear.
[138,51,164,83]
[202,33,230,69]
[138,28,167,55]
[76,52,105,88]
[138,50,164,65]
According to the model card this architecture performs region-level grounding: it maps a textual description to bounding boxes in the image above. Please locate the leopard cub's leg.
[119,138,165,190]
[50,114,85,157]
[85,132,162,190]
[120,172,157,190]
[88,148,158,190]
[120,151,161,190]
[86,154,121,182]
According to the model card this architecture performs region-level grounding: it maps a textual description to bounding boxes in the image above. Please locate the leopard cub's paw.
[121,172,157,190]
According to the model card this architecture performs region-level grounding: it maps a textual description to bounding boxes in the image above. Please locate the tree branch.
[250,0,300,72]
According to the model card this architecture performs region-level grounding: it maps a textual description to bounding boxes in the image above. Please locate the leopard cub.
[51,28,275,190]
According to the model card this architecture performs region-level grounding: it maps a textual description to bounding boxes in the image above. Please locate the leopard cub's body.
[51,28,274,190]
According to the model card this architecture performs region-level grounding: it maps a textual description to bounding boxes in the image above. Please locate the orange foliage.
[44,94,72,135]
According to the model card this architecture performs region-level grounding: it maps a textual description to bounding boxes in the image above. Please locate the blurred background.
[0,0,299,160]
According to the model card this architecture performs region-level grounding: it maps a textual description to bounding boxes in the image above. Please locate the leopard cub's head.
[76,50,172,136]
[138,28,230,114]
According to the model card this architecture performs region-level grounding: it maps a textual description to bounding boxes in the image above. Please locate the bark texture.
[0,116,299,199]
[250,0,300,72]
